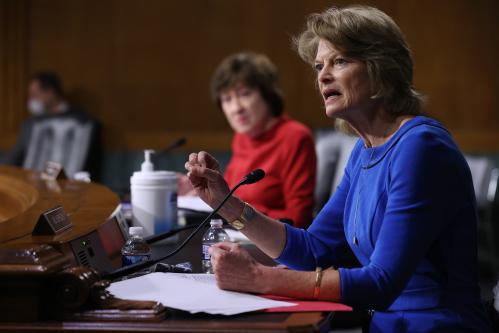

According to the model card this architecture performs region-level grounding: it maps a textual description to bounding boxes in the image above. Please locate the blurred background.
[0,0,498,191]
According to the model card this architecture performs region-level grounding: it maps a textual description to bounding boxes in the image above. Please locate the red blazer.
[225,115,316,228]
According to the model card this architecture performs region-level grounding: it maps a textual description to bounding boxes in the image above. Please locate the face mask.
[27,99,45,115]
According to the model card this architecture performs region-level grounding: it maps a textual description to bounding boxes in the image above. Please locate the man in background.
[1,71,101,180]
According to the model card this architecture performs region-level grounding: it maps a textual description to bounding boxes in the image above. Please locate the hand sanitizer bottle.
[130,150,178,237]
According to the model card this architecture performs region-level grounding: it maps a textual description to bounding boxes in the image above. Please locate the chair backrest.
[314,129,358,214]
[464,155,498,209]
[23,117,94,178]
[465,154,499,275]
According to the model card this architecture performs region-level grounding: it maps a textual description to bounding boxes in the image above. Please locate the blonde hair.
[296,5,423,119]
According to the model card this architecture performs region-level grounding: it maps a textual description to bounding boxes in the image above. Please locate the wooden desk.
[0,312,331,333]
[1,230,332,332]
[0,166,332,332]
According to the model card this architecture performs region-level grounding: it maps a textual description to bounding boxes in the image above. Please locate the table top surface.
[0,312,331,333]
[1,198,332,333]
[0,165,120,245]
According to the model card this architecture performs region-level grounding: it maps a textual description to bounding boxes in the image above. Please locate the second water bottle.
[202,219,230,274]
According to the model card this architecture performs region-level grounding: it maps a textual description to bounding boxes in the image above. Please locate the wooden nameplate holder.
[32,206,73,235]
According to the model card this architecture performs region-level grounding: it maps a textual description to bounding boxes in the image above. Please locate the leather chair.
[465,155,499,275]
[314,128,358,215]
[23,116,98,178]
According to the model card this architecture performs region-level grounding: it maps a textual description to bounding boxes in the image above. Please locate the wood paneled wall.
[1,0,498,152]
[0,0,28,148]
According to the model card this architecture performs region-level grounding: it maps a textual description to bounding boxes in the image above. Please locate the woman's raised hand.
[185,151,231,209]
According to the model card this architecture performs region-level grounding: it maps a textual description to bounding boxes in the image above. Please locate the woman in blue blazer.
[185,5,493,332]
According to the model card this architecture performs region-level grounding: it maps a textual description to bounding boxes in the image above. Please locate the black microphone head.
[242,169,265,185]
[175,137,187,147]
[164,137,187,153]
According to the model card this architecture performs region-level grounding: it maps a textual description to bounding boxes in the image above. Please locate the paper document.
[225,229,252,244]
[107,272,295,315]
[178,196,213,212]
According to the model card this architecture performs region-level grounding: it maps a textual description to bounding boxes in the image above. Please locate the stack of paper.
[177,196,212,212]
[107,272,295,315]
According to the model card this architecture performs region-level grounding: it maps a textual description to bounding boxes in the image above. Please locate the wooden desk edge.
[0,312,331,333]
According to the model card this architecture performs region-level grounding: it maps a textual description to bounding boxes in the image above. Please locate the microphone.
[241,169,265,185]
[145,170,265,245]
[104,169,266,280]
[162,137,187,154]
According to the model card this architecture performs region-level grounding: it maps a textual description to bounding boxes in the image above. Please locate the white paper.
[225,229,252,244]
[178,196,213,212]
[107,272,295,315]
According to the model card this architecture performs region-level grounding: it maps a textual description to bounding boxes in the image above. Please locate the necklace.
[352,148,375,246]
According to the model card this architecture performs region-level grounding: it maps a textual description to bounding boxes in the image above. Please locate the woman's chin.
[235,124,258,136]
[231,122,251,133]
[325,104,350,119]
[325,108,340,119]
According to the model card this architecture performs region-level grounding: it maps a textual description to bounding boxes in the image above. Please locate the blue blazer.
[277,116,492,332]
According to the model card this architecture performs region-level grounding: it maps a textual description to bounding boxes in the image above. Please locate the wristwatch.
[228,202,255,230]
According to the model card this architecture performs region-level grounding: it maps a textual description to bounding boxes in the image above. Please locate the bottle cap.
[129,226,144,236]
[210,219,223,227]
[141,149,155,172]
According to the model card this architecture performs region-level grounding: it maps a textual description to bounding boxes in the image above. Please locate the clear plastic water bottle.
[202,219,230,274]
[121,226,151,266]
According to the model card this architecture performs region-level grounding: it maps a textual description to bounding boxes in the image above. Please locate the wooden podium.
[0,166,330,332]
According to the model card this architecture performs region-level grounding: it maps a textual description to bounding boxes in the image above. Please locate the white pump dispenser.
[130,149,178,237]
[141,150,155,172]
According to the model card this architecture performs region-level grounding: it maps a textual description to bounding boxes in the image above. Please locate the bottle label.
[202,244,211,260]
[154,191,178,234]
[122,254,149,266]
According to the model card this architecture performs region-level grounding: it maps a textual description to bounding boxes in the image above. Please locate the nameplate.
[41,161,67,181]
[32,206,72,235]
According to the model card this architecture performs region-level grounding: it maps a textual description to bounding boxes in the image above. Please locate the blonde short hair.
[296,5,423,117]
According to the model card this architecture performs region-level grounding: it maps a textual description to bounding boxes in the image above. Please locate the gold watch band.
[229,202,254,230]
